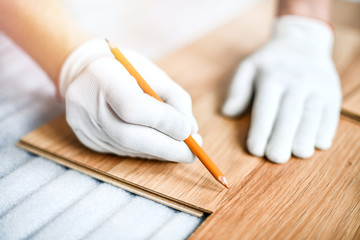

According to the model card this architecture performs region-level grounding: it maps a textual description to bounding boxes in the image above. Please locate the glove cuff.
[273,15,334,56]
[59,38,113,97]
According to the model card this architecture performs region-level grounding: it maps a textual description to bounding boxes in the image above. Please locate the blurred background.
[2,0,358,62]
[62,0,259,60]
[61,0,360,61]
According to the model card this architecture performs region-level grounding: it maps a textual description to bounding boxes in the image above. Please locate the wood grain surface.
[342,56,360,122]
[333,0,360,123]
[333,25,360,85]
[18,0,360,238]
[332,0,360,30]
[191,117,360,240]
[343,86,360,122]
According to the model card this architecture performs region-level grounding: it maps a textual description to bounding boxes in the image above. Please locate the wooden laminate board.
[333,25,360,83]
[332,0,360,30]
[332,0,360,122]
[343,87,360,122]
[342,56,360,122]
[191,118,360,239]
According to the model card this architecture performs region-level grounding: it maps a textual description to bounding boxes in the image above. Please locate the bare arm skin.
[0,0,91,88]
[278,0,332,23]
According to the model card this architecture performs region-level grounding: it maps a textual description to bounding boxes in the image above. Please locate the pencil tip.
[218,176,230,189]
[105,39,115,48]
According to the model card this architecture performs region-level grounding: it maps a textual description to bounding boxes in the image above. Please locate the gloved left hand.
[222,16,342,163]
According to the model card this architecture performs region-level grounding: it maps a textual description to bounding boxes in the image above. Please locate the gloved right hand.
[59,39,202,163]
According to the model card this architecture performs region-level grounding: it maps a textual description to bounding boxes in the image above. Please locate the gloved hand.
[59,39,201,163]
[222,16,342,163]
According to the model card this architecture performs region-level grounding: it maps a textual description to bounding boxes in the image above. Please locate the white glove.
[222,16,342,163]
[59,39,202,163]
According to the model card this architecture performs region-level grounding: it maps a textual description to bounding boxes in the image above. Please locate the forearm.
[0,0,91,87]
[278,0,332,23]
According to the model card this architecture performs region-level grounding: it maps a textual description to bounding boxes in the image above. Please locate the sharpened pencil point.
[218,176,230,189]
[105,39,116,49]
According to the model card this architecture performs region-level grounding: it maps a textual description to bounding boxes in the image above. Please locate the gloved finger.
[222,60,256,117]
[72,129,109,153]
[105,128,203,160]
[67,102,138,156]
[265,91,305,163]
[117,92,192,141]
[315,104,340,150]
[292,97,323,158]
[122,128,202,163]
[151,75,198,134]
[122,50,199,134]
[101,60,192,141]
[65,101,110,153]
[246,79,284,157]
[102,136,155,159]
[98,103,201,163]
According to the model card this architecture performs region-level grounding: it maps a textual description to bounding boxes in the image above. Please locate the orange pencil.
[106,39,229,189]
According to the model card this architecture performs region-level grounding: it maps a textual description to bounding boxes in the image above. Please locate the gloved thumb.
[222,60,256,117]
